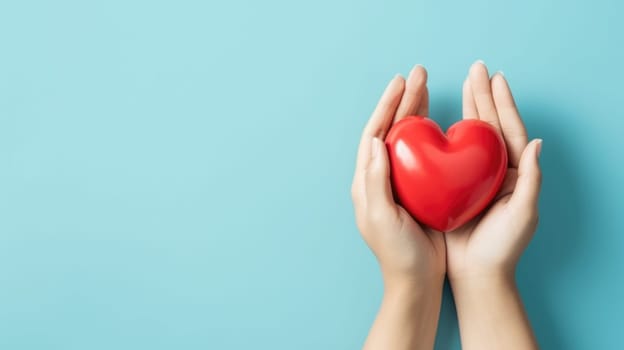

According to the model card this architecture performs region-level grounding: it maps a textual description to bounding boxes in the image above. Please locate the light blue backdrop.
[1,0,622,349]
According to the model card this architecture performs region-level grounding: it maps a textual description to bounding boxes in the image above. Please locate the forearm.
[450,273,538,350]
[363,278,444,350]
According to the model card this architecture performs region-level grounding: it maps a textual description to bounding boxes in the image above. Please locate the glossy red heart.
[385,116,507,232]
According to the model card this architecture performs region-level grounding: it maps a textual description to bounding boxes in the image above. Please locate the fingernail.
[409,65,422,75]
[371,137,380,158]
[497,70,505,77]
[536,139,543,159]
[475,59,485,65]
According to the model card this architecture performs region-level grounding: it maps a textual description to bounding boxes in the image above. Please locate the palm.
[397,207,446,275]
[446,168,519,271]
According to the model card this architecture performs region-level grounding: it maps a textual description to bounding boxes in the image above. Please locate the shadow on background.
[428,96,588,349]
[434,281,460,350]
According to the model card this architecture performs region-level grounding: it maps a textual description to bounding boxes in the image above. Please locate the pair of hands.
[352,61,542,350]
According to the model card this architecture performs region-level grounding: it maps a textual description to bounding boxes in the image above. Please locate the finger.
[416,86,429,117]
[394,65,427,122]
[363,75,406,138]
[365,137,396,215]
[462,77,478,120]
[469,61,501,131]
[355,75,405,174]
[491,73,528,168]
[509,139,543,212]
[462,77,479,119]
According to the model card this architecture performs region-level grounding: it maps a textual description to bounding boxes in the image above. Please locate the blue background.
[1,0,622,349]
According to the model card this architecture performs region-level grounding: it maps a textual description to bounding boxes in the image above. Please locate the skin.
[352,65,445,350]
[352,61,541,350]
[446,61,541,350]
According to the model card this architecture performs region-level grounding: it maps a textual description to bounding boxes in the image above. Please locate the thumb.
[365,137,396,214]
[509,139,543,212]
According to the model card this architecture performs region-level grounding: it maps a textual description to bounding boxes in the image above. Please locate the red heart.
[385,116,507,232]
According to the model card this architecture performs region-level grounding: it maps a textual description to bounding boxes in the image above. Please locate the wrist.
[448,264,516,286]
[449,269,517,296]
[448,268,537,350]
[383,273,445,300]
[381,274,445,326]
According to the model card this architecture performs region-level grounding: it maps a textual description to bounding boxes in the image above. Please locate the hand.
[445,61,543,280]
[352,65,445,350]
[445,61,541,350]
[351,66,445,290]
